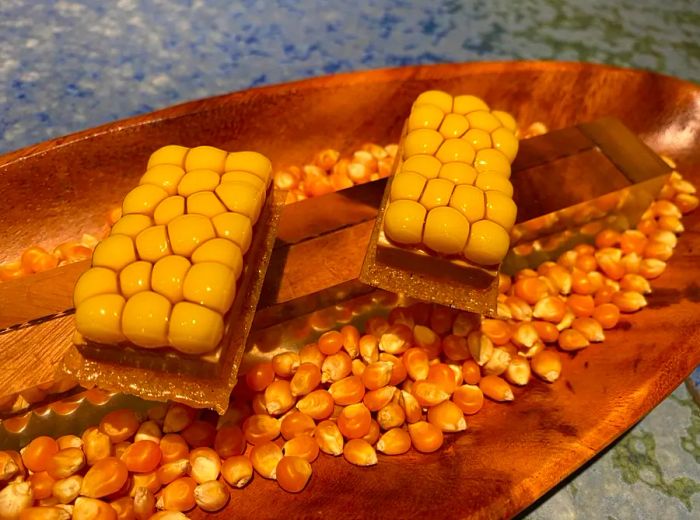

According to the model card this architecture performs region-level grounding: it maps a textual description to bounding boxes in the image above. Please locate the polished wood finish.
[1,62,699,519]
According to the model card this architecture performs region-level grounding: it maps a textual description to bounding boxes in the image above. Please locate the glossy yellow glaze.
[435,138,475,163]
[438,113,470,138]
[413,90,453,113]
[135,225,172,262]
[118,261,153,299]
[153,195,186,226]
[466,111,502,133]
[463,128,492,151]
[147,145,189,169]
[449,184,486,223]
[221,171,266,191]
[474,148,511,178]
[211,212,253,254]
[384,200,426,245]
[224,151,273,187]
[167,214,216,257]
[403,129,444,158]
[151,255,191,304]
[177,169,220,197]
[186,191,227,218]
[122,184,169,217]
[121,291,171,348]
[401,154,442,179]
[191,238,243,279]
[407,104,444,131]
[183,262,237,314]
[169,301,224,355]
[75,293,127,344]
[463,220,510,266]
[491,110,517,132]
[474,172,514,197]
[419,178,454,210]
[423,207,470,255]
[92,234,136,271]
[452,94,489,114]
[485,190,518,229]
[110,214,153,238]
[73,267,119,307]
[438,162,477,185]
[139,164,185,195]
[491,127,519,162]
[215,181,264,222]
[184,145,227,173]
[390,171,427,202]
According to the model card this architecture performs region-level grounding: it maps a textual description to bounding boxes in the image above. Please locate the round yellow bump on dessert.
[390,171,427,202]
[153,195,185,226]
[167,214,216,257]
[413,90,453,113]
[212,212,253,253]
[221,171,266,191]
[215,181,264,223]
[475,172,514,197]
[435,139,475,164]
[75,293,127,344]
[183,262,237,314]
[184,145,227,173]
[463,220,510,266]
[449,184,486,223]
[73,267,118,307]
[438,162,477,185]
[466,111,502,133]
[187,191,227,218]
[485,190,517,230]
[177,169,220,197]
[224,151,273,187]
[147,145,189,169]
[463,128,492,151]
[151,255,191,304]
[119,261,152,299]
[453,95,489,114]
[139,165,186,195]
[403,129,444,159]
[121,291,171,348]
[474,148,512,178]
[135,225,172,262]
[401,154,442,179]
[122,184,169,217]
[92,234,137,272]
[423,206,470,255]
[383,200,426,245]
[168,301,224,355]
[110,214,153,239]
[492,110,517,132]
[407,104,444,131]
[490,127,519,162]
[191,238,243,279]
[419,178,455,210]
[438,113,469,138]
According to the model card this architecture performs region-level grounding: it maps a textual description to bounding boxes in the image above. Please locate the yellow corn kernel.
[408,104,444,131]
[438,113,469,138]
[140,165,186,195]
[463,220,510,265]
[75,294,126,344]
[463,128,492,150]
[384,200,426,245]
[453,94,488,114]
[167,214,216,257]
[186,192,227,218]
[474,172,513,197]
[92,234,136,271]
[420,178,455,210]
[401,154,441,179]
[423,207,470,255]
[184,145,227,172]
[224,151,272,187]
[435,138,475,164]
[122,184,169,216]
[211,212,253,254]
[414,90,453,112]
[466,110,502,133]
[390,171,427,202]
[118,261,152,299]
[177,169,220,197]
[168,301,224,354]
[150,255,190,303]
[153,196,186,226]
[111,214,153,238]
[215,181,263,222]
[491,127,519,162]
[403,129,444,158]
[121,291,172,347]
[485,190,517,230]
[183,262,236,314]
[147,145,189,169]
[191,239,243,278]
[449,184,485,223]
[221,171,266,192]
[438,162,477,185]
[135,225,172,262]
[73,267,118,307]
[474,148,511,178]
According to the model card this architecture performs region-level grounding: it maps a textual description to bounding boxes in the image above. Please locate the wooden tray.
[1,61,699,519]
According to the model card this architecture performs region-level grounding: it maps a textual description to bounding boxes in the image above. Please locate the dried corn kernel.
[249,442,283,480]
[221,456,253,488]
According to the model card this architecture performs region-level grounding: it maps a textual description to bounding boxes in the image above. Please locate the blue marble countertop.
[1,0,699,517]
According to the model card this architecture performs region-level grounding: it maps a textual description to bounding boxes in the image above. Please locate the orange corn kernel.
[264,380,295,415]
[426,363,458,395]
[296,389,334,420]
[129,472,160,496]
[52,475,83,504]
[283,434,320,463]
[276,456,313,493]
[100,409,140,443]
[251,393,268,415]
[480,320,512,346]
[361,361,393,390]
[376,428,411,456]
[321,351,352,383]
[388,306,415,328]
[242,415,281,445]
[571,269,596,295]
[340,325,361,359]
[0,450,20,481]
[134,421,162,444]
[637,218,658,235]
[21,436,59,472]
[363,386,397,412]
[532,295,567,323]
[188,447,221,485]
[542,264,572,295]
[221,455,253,488]
[365,315,390,336]
[359,334,379,364]
[0,261,31,281]
[28,471,56,500]
[574,253,597,273]
[657,215,684,233]
[148,511,189,520]
[467,331,494,366]
[342,439,377,467]
[180,420,216,449]
[290,363,322,397]
[639,258,666,279]
[412,380,450,407]
[328,375,365,405]
[592,303,620,330]
[19,506,70,520]
[213,425,245,459]
[453,311,480,337]
[413,325,440,358]
[429,305,456,335]
[573,243,595,256]
[558,329,590,351]
[318,330,344,355]
[643,241,673,261]
[362,419,381,446]
[250,442,283,480]
[376,402,406,431]
[479,375,514,402]
[498,272,512,293]
[272,352,301,378]
[531,350,563,383]
[159,434,189,464]
[21,246,57,273]
[73,497,117,520]
[120,440,162,473]
[114,441,131,459]
[195,481,232,513]
[513,277,549,305]
[612,291,647,313]
[452,384,484,415]
[352,359,366,377]
[314,420,344,456]
[567,294,595,317]
[461,360,481,385]
[56,435,82,451]
[54,242,92,264]
[439,335,469,362]
[156,477,196,512]
[379,353,408,386]
[531,321,559,343]
[81,457,129,498]
[408,421,444,453]
[280,411,316,440]
[505,357,532,386]
[572,317,605,342]
[379,324,413,355]
[82,428,112,466]
[620,230,648,255]
[504,295,533,321]
[675,193,699,214]
[337,403,372,439]
[46,447,85,479]
[427,400,467,432]
[110,496,135,520]
[156,459,190,486]
[594,285,616,306]
[620,273,652,294]
[245,362,276,392]
[595,229,621,248]
[510,322,538,350]
[401,348,429,381]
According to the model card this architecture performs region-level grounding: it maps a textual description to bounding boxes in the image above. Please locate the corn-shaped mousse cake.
[383,90,518,266]
[73,145,272,356]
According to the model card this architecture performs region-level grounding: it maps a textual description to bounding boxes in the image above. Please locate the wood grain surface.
[1,61,699,519]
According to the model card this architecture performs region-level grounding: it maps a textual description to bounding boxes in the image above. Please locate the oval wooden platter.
[1,61,700,519]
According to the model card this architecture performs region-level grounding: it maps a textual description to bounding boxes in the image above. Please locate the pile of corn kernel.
[0,126,698,518]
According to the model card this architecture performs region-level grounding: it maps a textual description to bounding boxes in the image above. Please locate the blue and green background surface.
[1,0,699,517]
